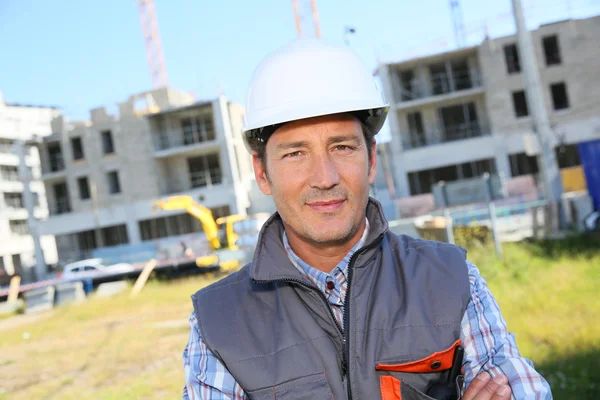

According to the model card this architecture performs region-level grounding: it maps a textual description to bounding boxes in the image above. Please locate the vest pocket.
[376,340,462,400]
[376,339,461,374]
[247,372,333,400]
[380,375,437,400]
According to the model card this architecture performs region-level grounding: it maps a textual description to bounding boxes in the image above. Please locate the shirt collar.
[283,218,370,280]
[249,198,388,282]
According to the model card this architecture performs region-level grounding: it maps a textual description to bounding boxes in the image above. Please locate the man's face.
[252,114,377,246]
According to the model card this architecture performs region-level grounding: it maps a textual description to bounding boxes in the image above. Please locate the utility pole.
[15,141,46,281]
[439,182,455,245]
[90,181,104,250]
[511,0,565,233]
[483,173,503,259]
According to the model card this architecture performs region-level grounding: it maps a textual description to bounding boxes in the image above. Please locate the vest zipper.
[343,233,383,400]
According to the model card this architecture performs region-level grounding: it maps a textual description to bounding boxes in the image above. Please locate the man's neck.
[285,219,367,274]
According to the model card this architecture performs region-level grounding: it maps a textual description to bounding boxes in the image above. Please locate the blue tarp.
[579,139,600,211]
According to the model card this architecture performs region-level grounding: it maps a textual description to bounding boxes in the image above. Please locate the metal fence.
[0,167,19,181]
[190,168,223,188]
[47,155,65,173]
[0,142,14,154]
[4,194,24,209]
[49,198,72,215]
[395,70,481,103]
[153,128,217,151]
[430,70,481,96]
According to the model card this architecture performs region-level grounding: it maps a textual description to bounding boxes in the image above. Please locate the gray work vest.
[193,199,470,399]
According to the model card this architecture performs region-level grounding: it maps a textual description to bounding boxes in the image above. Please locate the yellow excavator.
[152,196,258,271]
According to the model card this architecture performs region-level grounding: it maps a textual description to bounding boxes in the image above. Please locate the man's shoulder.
[192,263,253,300]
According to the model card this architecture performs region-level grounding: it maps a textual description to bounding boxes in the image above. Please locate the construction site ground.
[0,236,598,399]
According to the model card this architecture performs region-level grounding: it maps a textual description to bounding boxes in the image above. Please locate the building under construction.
[378,15,599,215]
[0,92,60,281]
[35,88,270,265]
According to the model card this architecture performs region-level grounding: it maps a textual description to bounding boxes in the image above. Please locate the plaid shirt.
[183,221,552,399]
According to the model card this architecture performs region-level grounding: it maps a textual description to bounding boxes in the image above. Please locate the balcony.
[0,169,19,182]
[153,124,217,155]
[190,167,223,188]
[402,121,490,150]
[41,154,66,179]
[49,198,72,215]
[48,154,65,172]
[430,70,481,96]
[4,197,25,209]
[0,143,13,154]
[397,84,423,102]
[394,69,483,110]
[159,167,224,195]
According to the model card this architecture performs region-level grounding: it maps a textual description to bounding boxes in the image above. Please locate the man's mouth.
[306,199,346,212]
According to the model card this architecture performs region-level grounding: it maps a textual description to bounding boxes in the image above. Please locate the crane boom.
[291,0,322,38]
[137,0,169,88]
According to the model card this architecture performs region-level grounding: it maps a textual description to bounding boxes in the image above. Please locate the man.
[183,39,552,399]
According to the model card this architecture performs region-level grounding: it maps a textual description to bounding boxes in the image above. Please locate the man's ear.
[252,154,272,195]
[368,139,377,185]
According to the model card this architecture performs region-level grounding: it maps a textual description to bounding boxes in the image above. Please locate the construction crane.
[449,0,467,48]
[292,0,322,38]
[137,0,169,88]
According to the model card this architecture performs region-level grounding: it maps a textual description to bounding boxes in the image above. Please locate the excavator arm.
[153,196,221,251]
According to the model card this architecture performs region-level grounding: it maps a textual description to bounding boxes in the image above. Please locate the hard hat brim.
[242,105,389,153]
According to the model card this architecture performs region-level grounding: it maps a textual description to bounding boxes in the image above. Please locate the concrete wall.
[480,16,600,144]
[216,96,250,214]
[228,102,254,184]
[0,98,60,276]
[379,64,410,197]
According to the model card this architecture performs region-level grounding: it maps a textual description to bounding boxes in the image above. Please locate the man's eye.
[334,145,354,152]
[283,151,302,158]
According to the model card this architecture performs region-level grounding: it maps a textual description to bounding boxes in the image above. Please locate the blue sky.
[0,0,598,121]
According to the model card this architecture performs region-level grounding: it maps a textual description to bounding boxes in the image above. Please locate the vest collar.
[250,197,389,282]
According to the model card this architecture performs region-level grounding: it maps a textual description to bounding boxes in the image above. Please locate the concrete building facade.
[378,16,600,209]
[36,88,262,263]
[0,91,60,280]
[479,16,600,177]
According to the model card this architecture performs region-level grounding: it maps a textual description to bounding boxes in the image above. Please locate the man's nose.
[308,154,341,190]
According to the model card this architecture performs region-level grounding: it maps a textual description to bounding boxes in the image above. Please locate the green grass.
[467,234,600,399]
[0,272,224,400]
[0,235,598,399]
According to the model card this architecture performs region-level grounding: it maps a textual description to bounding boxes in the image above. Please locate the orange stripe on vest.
[376,339,462,373]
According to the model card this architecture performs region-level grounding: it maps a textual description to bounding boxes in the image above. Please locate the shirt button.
[326,281,335,291]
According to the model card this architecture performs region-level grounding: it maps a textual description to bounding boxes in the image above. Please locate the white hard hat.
[242,39,389,153]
